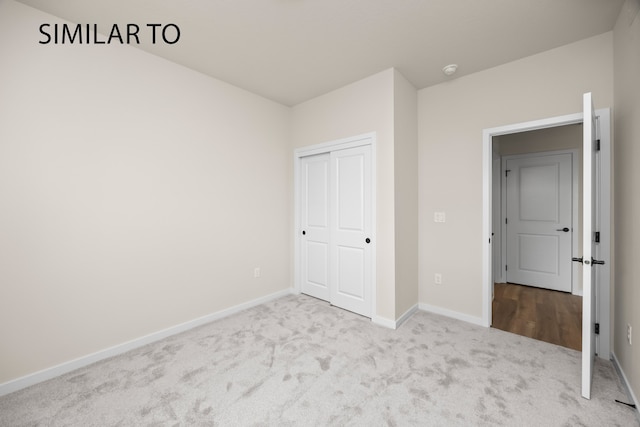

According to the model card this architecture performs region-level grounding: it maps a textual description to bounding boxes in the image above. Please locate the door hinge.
[595,231,600,243]
[595,323,600,335]
[596,139,601,151]
[505,169,511,178]
[505,265,508,271]
[505,218,508,225]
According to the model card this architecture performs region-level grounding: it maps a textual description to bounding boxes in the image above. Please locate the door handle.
[573,257,605,266]
[556,227,570,232]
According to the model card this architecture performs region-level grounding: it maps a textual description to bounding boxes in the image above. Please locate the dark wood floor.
[492,282,582,351]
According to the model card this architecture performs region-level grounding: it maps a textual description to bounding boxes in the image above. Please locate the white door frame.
[482,110,611,358]
[500,149,579,294]
[293,132,377,318]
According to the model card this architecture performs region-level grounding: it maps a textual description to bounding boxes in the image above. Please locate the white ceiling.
[17,0,624,106]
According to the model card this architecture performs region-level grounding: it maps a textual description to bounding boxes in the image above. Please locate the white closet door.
[299,142,373,318]
[329,145,372,317]
[300,153,331,302]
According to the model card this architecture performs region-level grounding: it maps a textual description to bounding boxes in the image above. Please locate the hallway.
[492,282,582,351]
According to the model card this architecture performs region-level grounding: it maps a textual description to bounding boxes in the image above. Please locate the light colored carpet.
[0,294,637,426]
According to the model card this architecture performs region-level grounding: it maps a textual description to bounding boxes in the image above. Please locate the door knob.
[365,238,371,244]
[556,227,570,232]
[302,230,306,235]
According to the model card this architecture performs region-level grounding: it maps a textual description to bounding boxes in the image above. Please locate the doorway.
[482,109,611,359]
[491,126,581,350]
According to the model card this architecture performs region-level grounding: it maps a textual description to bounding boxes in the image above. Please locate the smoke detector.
[442,64,458,76]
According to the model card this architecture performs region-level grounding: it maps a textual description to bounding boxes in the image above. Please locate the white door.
[300,154,331,301]
[329,146,372,317]
[299,143,373,318]
[505,153,573,292]
[581,92,602,399]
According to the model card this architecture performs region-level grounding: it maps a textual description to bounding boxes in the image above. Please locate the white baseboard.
[371,315,396,329]
[395,304,419,329]
[0,288,294,397]
[418,303,485,327]
[611,352,640,420]
[371,304,419,330]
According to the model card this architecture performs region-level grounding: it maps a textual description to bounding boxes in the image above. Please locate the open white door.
[580,92,604,399]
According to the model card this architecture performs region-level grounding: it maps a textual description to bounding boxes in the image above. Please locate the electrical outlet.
[254,267,261,278]
[628,324,632,345]
[434,273,442,285]
[433,212,446,223]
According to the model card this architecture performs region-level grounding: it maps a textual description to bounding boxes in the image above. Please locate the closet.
[298,140,373,317]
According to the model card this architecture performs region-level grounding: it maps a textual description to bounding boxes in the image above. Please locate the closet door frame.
[294,132,377,318]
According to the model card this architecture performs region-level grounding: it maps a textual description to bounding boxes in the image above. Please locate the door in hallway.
[505,152,573,292]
